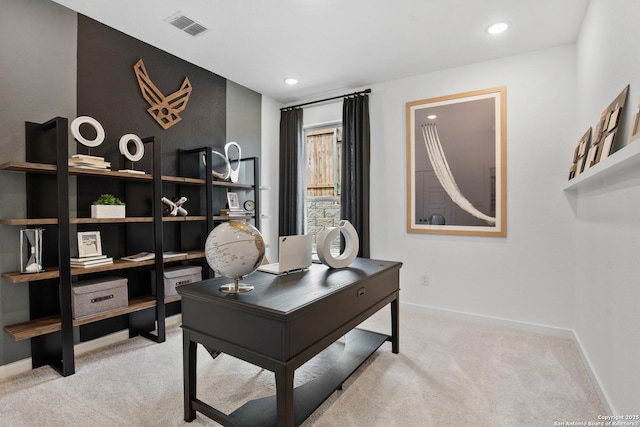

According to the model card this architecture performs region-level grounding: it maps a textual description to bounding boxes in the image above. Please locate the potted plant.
[91,194,125,218]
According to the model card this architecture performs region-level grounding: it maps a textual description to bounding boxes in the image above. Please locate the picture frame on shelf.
[405,86,507,237]
[587,85,629,167]
[569,128,591,180]
[226,192,241,211]
[628,96,640,145]
[77,231,103,258]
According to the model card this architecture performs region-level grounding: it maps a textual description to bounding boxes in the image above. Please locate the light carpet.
[0,304,604,426]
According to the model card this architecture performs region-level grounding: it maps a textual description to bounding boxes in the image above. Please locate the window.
[305,125,342,252]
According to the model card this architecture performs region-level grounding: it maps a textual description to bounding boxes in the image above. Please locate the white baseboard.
[402,302,574,338]
[571,331,615,415]
[0,314,182,381]
[401,303,613,415]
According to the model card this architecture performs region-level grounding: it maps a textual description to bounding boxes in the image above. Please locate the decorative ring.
[316,220,359,269]
[119,134,144,162]
[225,142,242,183]
[202,150,231,180]
[70,116,105,147]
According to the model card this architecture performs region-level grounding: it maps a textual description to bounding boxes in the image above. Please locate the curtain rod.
[281,88,371,111]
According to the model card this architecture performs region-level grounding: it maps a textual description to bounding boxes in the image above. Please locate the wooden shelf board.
[212,180,254,189]
[0,218,58,225]
[3,295,182,341]
[0,161,208,185]
[1,216,210,225]
[162,175,206,185]
[1,251,205,283]
[162,216,207,222]
[0,161,56,173]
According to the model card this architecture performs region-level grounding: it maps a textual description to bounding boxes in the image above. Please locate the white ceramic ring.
[70,116,105,147]
[119,134,144,162]
[225,142,242,183]
[316,220,359,269]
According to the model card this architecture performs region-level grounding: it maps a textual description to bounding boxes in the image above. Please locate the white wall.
[574,0,640,414]
[367,45,578,329]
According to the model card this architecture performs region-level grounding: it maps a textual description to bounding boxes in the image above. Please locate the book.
[71,154,105,161]
[71,260,114,268]
[121,252,187,262]
[71,257,114,267]
[70,255,107,262]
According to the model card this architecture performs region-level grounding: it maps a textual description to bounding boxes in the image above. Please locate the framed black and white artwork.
[406,86,507,237]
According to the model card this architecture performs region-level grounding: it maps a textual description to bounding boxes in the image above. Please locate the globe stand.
[220,277,254,294]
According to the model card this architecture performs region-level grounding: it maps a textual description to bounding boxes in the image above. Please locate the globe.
[204,220,266,293]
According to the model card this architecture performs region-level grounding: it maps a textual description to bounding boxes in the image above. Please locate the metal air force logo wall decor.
[134,58,192,130]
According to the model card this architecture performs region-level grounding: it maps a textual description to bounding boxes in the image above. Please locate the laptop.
[258,234,313,274]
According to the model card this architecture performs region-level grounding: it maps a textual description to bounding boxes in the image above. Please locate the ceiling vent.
[166,12,208,37]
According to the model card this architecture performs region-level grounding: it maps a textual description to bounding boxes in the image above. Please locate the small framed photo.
[226,192,241,211]
[77,231,103,258]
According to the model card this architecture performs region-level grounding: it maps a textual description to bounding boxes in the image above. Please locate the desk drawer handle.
[357,287,366,297]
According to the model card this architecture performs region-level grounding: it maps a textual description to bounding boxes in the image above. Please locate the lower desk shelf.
[193,328,389,427]
[3,295,181,341]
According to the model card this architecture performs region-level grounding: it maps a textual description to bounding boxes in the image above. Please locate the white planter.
[91,204,126,218]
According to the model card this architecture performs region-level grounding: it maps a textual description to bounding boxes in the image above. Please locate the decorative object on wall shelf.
[204,220,265,293]
[583,85,629,171]
[91,193,125,218]
[226,192,241,211]
[406,86,507,237]
[70,116,105,148]
[627,95,640,145]
[161,196,188,217]
[134,58,192,130]
[225,141,242,182]
[203,149,231,180]
[316,220,359,269]
[243,199,255,211]
[202,141,242,182]
[20,228,44,273]
[77,230,103,258]
[118,133,146,174]
[568,128,592,180]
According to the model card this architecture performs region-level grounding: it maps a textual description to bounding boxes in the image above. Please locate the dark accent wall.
[77,15,227,176]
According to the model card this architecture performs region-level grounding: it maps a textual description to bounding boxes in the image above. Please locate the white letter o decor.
[316,220,360,269]
[70,116,105,147]
[119,134,144,162]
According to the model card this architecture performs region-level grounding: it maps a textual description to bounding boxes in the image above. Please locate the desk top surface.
[177,257,402,315]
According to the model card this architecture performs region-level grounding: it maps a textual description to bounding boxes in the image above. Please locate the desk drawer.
[287,266,399,359]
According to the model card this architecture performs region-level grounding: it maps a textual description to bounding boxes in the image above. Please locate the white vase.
[91,204,126,218]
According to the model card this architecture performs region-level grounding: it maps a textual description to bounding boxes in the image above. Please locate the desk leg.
[274,364,295,427]
[391,296,399,354]
[183,331,197,422]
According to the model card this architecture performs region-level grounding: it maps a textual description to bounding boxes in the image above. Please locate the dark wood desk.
[178,257,402,427]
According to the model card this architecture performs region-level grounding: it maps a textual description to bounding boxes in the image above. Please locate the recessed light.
[427,115,437,120]
[487,22,509,35]
[284,78,298,85]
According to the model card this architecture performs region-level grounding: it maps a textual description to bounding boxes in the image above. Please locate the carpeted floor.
[0,304,604,426]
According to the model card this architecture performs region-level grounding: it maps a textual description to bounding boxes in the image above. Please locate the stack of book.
[68,154,111,170]
[70,254,114,268]
[219,208,248,219]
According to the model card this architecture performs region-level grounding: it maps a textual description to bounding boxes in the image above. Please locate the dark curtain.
[278,107,305,236]
[341,94,370,258]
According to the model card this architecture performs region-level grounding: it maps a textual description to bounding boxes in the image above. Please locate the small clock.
[243,200,255,211]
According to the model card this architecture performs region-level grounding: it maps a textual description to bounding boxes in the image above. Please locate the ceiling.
[51,0,590,104]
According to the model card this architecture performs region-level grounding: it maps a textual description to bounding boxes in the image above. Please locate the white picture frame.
[77,231,103,258]
[226,192,241,211]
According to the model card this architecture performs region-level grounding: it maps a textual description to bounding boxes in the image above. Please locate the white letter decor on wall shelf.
[316,220,359,269]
